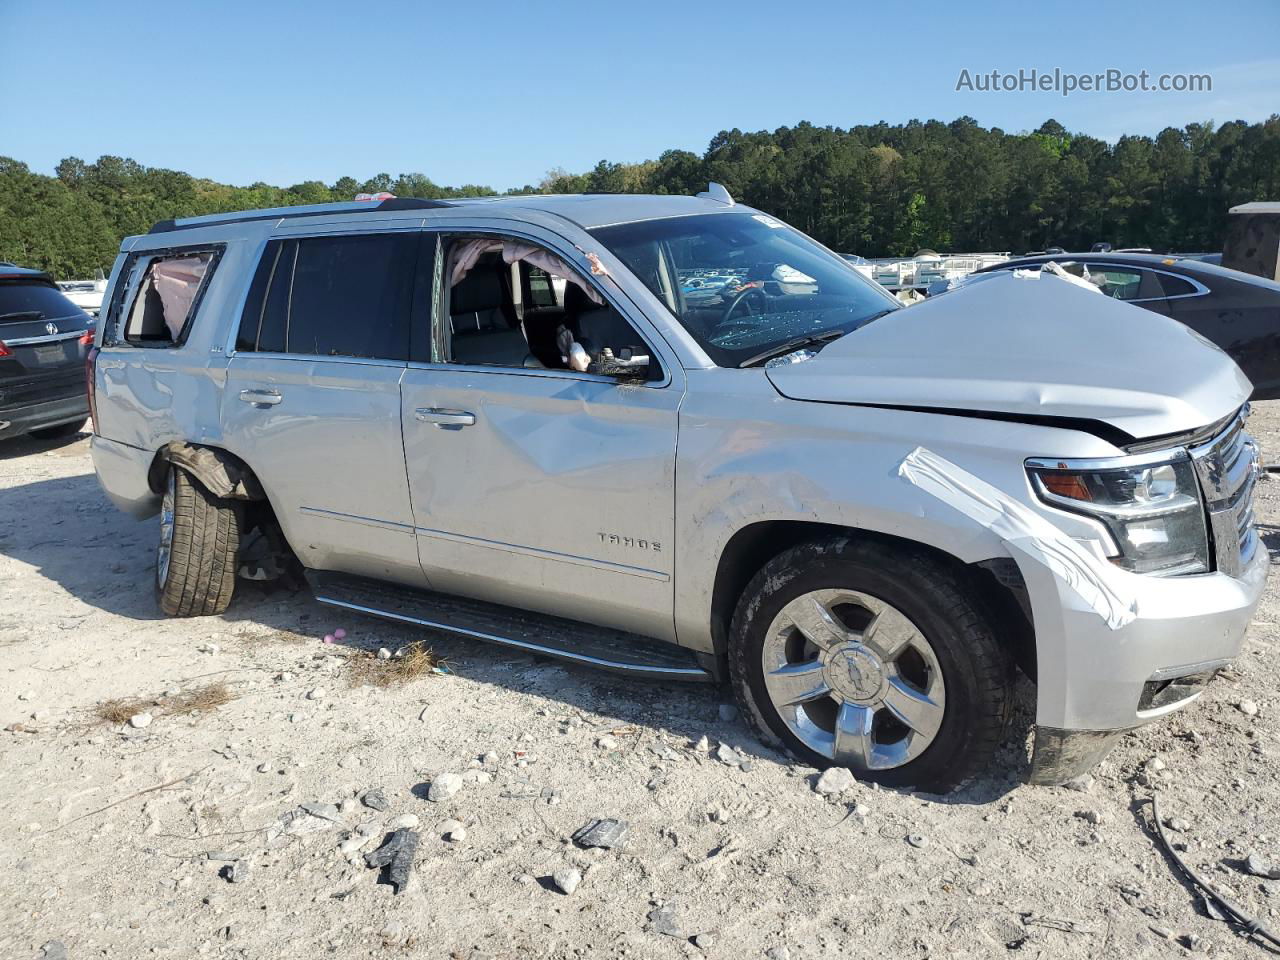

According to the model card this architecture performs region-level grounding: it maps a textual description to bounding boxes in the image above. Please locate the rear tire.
[28,418,87,440]
[157,465,240,617]
[728,536,1014,792]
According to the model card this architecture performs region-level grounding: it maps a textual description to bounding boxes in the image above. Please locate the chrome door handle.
[239,389,283,406]
[415,407,475,427]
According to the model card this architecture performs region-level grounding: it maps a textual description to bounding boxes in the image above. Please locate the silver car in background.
[88,187,1264,791]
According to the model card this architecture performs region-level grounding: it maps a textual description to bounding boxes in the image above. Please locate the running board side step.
[306,571,714,682]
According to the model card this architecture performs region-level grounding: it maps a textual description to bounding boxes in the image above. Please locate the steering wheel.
[719,285,768,325]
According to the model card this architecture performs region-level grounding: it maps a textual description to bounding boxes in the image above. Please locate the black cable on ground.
[1150,792,1280,951]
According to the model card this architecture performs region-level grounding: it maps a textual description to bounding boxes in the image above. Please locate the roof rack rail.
[148,196,455,235]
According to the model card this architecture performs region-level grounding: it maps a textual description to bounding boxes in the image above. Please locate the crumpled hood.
[766,272,1251,440]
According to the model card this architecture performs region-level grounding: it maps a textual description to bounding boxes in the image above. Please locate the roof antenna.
[696,182,734,206]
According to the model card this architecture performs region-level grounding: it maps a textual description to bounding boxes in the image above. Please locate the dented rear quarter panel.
[93,228,266,456]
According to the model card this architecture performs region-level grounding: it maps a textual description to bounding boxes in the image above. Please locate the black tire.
[28,418,87,440]
[728,536,1014,792]
[157,465,240,617]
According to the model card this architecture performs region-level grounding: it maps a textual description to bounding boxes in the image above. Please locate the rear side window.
[236,233,417,361]
[527,266,559,309]
[1087,266,1144,300]
[0,282,87,322]
[1082,264,1167,302]
[1156,273,1200,298]
[123,252,216,345]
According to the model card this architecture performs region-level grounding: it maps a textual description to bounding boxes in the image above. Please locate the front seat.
[562,282,644,361]
[448,259,529,367]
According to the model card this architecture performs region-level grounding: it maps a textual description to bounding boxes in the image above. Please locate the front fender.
[672,370,1124,655]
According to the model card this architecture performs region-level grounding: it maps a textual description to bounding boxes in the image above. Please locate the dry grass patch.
[346,641,444,688]
[94,681,236,725]
[165,682,235,716]
[95,696,153,725]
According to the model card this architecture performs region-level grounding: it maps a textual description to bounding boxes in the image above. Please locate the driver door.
[399,228,684,641]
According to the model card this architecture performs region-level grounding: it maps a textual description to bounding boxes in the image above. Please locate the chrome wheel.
[157,470,175,589]
[761,589,946,771]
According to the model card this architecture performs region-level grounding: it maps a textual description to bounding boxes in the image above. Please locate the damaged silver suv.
[89,187,1264,791]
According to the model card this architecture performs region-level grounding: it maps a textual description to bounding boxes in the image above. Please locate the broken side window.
[122,251,216,346]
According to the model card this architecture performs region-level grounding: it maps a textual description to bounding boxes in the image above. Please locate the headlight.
[1027,456,1208,575]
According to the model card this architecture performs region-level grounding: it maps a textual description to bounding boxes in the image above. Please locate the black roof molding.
[376,197,454,211]
[148,197,455,235]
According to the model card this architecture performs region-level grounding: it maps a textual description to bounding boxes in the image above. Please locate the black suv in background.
[0,264,94,441]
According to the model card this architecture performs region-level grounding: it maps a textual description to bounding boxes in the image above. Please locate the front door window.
[440,235,659,381]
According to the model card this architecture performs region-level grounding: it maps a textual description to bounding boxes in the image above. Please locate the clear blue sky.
[2,0,1277,191]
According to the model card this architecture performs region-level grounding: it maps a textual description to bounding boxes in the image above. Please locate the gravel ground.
[2,406,1279,960]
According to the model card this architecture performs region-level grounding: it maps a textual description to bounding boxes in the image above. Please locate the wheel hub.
[823,642,886,703]
[759,588,947,772]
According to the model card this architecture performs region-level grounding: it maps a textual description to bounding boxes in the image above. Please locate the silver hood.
[766,272,1251,440]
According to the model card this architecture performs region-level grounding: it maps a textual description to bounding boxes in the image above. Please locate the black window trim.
[103,243,225,349]
[1078,263,1210,303]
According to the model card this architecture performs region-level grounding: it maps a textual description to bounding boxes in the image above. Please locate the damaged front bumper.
[1028,726,1128,785]
[1028,661,1228,784]
[1024,542,1266,785]
[898,445,1266,787]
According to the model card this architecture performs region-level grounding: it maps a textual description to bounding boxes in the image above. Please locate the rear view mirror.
[688,240,721,267]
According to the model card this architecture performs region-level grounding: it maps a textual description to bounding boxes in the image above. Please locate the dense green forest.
[2,116,1277,278]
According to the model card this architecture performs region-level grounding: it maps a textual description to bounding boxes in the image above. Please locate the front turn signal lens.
[1039,472,1093,502]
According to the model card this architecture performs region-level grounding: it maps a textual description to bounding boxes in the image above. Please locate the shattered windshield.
[590,212,899,367]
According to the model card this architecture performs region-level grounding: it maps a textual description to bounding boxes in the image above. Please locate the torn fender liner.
[898,446,1137,630]
[1028,725,1125,785]
[154,442,265,500]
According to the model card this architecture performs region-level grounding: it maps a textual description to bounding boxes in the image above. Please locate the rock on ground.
[814,767,856,795]
[361,788,390,811]
[571,818,629,849]
[428,772,463,801]
[439,818,467,841]
[552,868,581,895]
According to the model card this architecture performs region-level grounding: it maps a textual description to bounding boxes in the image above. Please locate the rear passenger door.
[220,228,430,587]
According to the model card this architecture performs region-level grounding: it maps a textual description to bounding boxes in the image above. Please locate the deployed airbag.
[150,255,210,338]
[448,238,603,305]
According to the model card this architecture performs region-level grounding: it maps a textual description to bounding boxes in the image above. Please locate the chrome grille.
[1189,409,1260,577]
